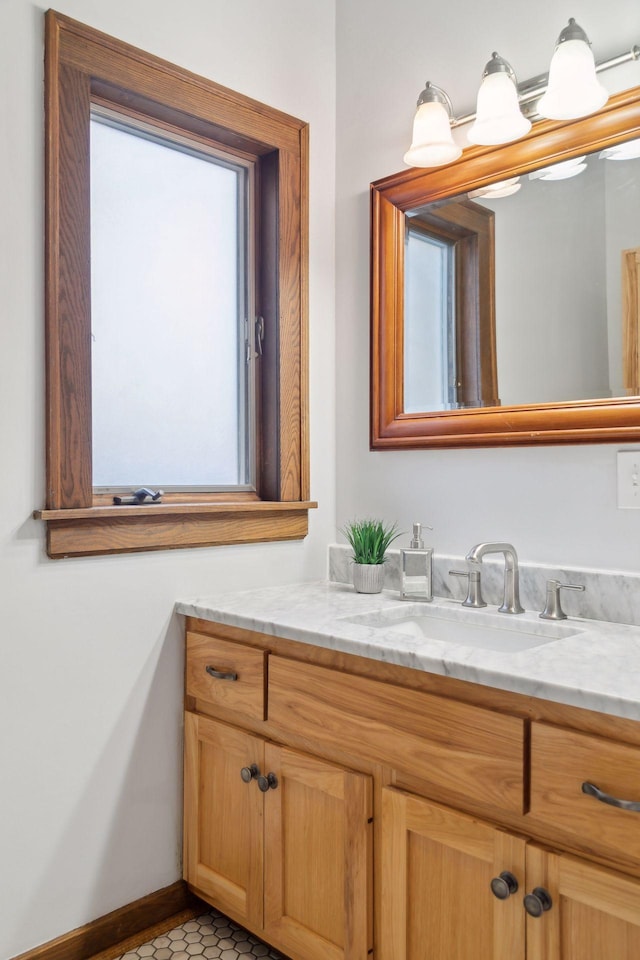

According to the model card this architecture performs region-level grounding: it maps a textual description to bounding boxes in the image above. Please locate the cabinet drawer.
[186,632,266,721]
[530,722,640,862]
[269,656,525,813]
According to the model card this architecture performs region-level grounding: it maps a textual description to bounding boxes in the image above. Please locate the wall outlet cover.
[617,450,640,509]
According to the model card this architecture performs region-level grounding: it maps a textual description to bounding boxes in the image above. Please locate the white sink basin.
[344,603,582,653]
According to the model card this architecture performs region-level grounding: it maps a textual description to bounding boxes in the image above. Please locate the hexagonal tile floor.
[115,908,288,960]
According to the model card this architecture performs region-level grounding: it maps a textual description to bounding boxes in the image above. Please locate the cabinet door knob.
[206,665,238,681]
[523,887,553,917]
[240,764,260,783]
[257,772,279,792]
[490,871,519,900]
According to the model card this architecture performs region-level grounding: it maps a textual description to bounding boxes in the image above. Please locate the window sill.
[35,501,318,558]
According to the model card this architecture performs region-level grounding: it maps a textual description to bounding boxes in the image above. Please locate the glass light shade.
[467,72,532,145]
[537,39,608,120]
[404,101,462,167]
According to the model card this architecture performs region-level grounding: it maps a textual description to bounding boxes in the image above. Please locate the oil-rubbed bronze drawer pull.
[205,665,238,682]
[582,781,640,812]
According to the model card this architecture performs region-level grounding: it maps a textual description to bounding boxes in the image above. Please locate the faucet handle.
[539,579,585,621]
[450,569,487,608]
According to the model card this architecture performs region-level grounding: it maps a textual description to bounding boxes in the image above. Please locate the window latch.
[113,487,163,505]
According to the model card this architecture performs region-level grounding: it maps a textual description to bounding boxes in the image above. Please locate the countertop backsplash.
[329,544,640,628]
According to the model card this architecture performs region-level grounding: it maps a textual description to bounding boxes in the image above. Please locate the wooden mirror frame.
[371,84,640,449]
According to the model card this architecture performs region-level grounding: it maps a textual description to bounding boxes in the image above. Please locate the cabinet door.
[526,845,640,960]
[262,744,372,960]
[183,712,264,929]
[380,788,526,960]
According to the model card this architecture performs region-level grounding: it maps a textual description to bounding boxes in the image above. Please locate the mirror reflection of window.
[90,114,255,492]
[403,138,640,411]
[404,226,455,412]
[404,201,497,412]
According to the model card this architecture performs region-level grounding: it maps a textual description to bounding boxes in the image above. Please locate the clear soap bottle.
[400,522,433,602]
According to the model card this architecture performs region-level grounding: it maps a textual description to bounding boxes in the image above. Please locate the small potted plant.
[342,518,401,594]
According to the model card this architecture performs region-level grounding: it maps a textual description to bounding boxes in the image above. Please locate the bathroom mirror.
[371,84,640,448]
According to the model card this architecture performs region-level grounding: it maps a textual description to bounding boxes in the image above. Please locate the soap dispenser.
[400,522,433,602]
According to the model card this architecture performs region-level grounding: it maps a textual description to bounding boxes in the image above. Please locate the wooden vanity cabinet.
[380,789,527,960]
[261,743,372,960]
[525,844,640,960]
[183,633,373,960]
[183,620,640,960]
[183,713,264,929]
[380,789,640,960]
[529,721,640,863]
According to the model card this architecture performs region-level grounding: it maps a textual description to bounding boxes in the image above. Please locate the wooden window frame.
[38,11,315,558]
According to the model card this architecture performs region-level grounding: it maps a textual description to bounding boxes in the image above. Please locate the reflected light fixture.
[468,176,522,200]
[403,82,462,167]
[467,53,531,145]
[600,137,640,160]
[537,19,608,120]
[529,155,587,181]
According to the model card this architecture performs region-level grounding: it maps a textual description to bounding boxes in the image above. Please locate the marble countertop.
[177,581,640,722]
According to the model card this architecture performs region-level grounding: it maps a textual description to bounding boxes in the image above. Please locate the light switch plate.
[617,451,640,509]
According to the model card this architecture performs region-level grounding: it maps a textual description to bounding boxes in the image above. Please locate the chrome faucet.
[465,542,524,614]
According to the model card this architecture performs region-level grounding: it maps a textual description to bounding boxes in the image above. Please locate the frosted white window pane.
[90,119,248,488]
[404,229,450,412]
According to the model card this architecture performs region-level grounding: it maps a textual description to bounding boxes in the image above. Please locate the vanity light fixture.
[404,23,640,169]
[467,53,531,146]
[537,19,608,120]
[528,155,588,181]
[403,82,462,168]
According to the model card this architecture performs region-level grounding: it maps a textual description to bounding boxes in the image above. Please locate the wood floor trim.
[10,880,204,960]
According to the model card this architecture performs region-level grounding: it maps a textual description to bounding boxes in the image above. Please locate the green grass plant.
[341,518,401,565]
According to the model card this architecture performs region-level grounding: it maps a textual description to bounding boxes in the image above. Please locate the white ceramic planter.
[352,562,385,594]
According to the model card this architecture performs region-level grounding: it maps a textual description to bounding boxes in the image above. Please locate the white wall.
[484,162,609,405]
[336,0,640,571]
[0,2,335,956]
